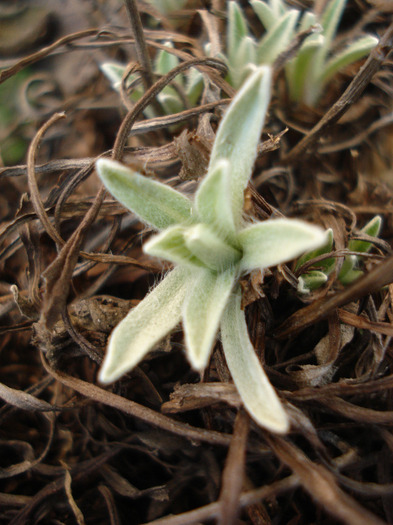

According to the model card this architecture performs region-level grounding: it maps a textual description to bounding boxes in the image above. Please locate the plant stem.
[123,0,155,90]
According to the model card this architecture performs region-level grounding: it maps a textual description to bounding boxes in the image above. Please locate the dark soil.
[1,1,393,524]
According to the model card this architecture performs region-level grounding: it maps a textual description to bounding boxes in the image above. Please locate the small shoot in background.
[297,215,382,294]
[227,0,378,106]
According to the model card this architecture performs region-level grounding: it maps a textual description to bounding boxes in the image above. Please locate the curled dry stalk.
[1,1,393,524]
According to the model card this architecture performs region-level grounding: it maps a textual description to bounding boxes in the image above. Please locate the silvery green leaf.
[338,254,356,283]
[183,267,237,370]
[184,224,242,271]
[239,218,327,272]
[227,1,249,67]
[363,215,382,237]
[230,36,257,87]
[250,0,276,30]
[208,66,272,229]
[157,92,184,115]
[144,225,204,268]
[320,0,346,52]
[304,0,346,105]
[298,270,328,294]
[299,10,317,32]
[96,159,193,231]
[295,228,333,270]
[100,62,126,91]
[339,268,363,285]
[339,216,381,284]
[185,68,204,106]
[321,35,378,85]
[221,286,289,433]
[195,159,237,242]
[256,10,299,64]
[348,215,381,254]
[154,43,180,76]
[99,266,191,383]
[240,35,257,65]
[286,35,324,101]
[284,11,321,100]
[155,45,185,111]
[270,0,286,17]
[100,63,143,103]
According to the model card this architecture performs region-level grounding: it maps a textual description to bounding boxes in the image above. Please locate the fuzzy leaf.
[100,62,126,91]
[339,268,363,285]
[154,43,184,111]
[298,270,328,294]
[183,267,237,370]
[208,66,272,228]
[295,228,333,270]
[320,0,346,53]
[184,224,241,271]
[269,0,286,17]
[239,218,327,272]
[96,159,193,231]
[195,159,237,242]
[228,1,250,67]
[299,10,317,32]
[220,286,289,433]
[338,254,356,282]
[321,35,378,85]
[185,68,204,106]
[99,266,191,383]
[230,36,257,87]
[306,0,347,93]
[303,0,346,105]
[256,10,299,64]
[144,225,204,268]
[286,35,323,102]
[100,63,143,103]
[347,215,382,254]
[339,216,382,283]
[157,92,184,115]
[154,43,180,76]
[251,0,276,30]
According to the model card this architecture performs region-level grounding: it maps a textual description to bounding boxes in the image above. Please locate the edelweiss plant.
[227,0,378,105]
[96,66,327,433]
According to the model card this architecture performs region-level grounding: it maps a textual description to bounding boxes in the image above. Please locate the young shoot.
[297,216,382,294]
[226,0,378,105]
[96,66,327,433]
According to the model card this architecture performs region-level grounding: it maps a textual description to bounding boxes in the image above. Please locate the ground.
[1,1,393,524]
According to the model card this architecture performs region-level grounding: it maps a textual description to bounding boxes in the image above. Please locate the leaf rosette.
[96,66,327,433]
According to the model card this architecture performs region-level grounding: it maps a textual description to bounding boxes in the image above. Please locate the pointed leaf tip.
[208,65,272,228]
[239,219,328,272]
[96,158,193,231]
[221,288,289,433]
[99,266,190,384]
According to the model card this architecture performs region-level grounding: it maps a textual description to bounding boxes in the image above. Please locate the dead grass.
[1,1,393,523]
